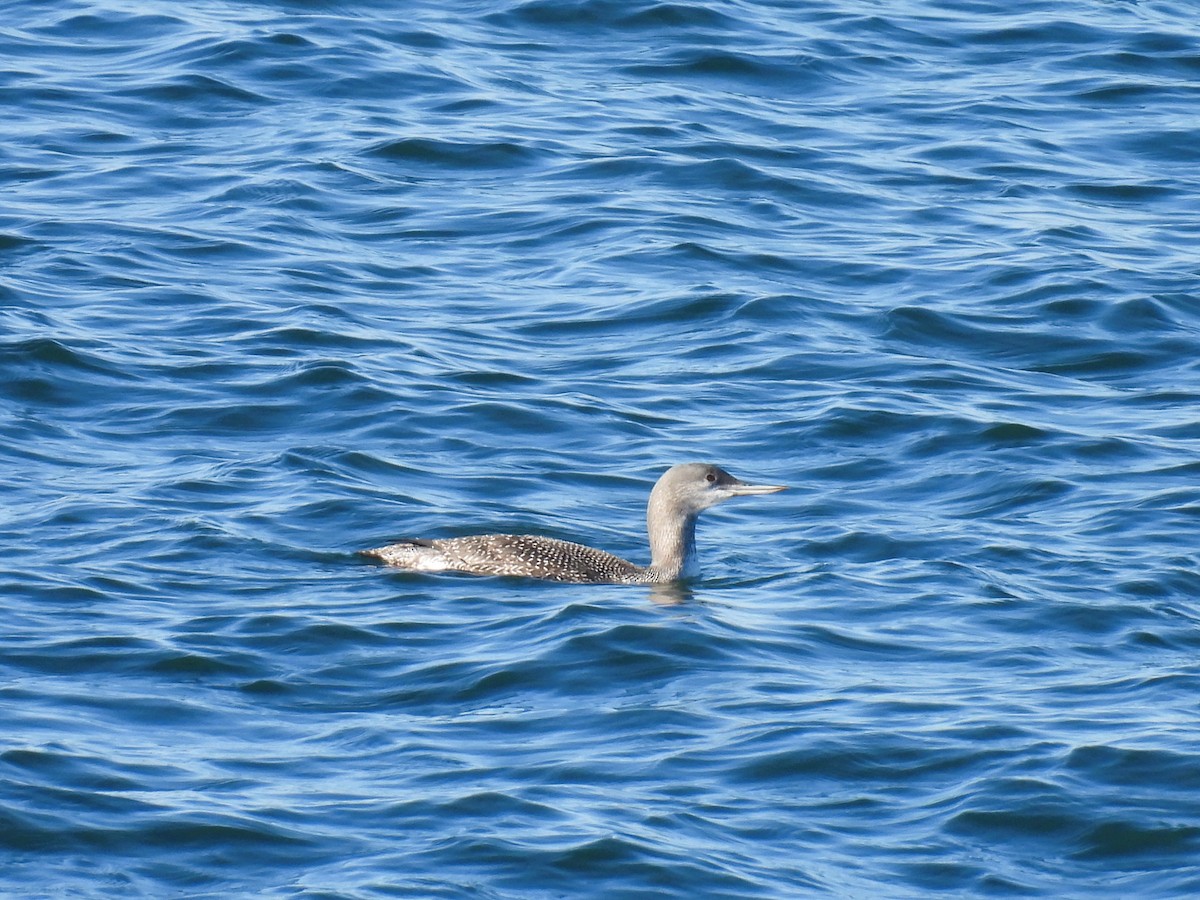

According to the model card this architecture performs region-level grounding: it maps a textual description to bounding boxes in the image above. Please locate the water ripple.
[4,0,1200,896]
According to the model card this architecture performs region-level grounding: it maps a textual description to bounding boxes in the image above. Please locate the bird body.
[362,463,785,584]
[364,534,647,583]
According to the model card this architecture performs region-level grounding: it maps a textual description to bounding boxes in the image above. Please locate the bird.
[361,462,785,584]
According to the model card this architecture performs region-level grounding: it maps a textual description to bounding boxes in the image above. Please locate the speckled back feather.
[363,534,653,584]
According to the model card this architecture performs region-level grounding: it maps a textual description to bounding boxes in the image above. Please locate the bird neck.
[646,494,699,581]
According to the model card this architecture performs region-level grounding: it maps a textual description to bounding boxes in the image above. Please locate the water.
[3,0,1200,895]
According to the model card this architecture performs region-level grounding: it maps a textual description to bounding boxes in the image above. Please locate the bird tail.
[358,539,442,570]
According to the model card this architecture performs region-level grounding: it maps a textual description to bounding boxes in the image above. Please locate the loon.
[361,463,785,584]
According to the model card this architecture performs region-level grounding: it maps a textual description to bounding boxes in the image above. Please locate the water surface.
[3,0,1200,896]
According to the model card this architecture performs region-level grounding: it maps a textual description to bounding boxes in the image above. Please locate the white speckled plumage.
[362,463,785,584]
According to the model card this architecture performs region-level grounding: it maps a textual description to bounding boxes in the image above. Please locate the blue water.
[4,0,1200,895]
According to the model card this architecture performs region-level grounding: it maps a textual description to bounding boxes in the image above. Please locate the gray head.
[644,463,786,578]
[648,463,786,517]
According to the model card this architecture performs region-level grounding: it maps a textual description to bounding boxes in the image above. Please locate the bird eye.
[705,471,717,483]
